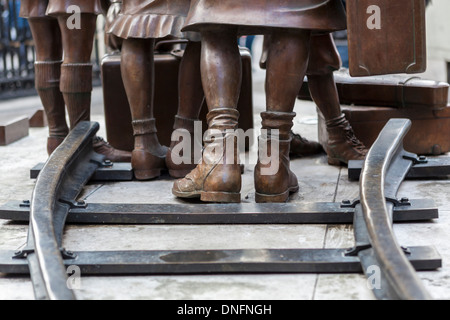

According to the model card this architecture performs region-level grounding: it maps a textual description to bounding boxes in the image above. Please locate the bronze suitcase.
[299,71,449,110]
[346,0,427,76]
[299,73,450,155]
[317,105,450,156]
[101,47,254,152]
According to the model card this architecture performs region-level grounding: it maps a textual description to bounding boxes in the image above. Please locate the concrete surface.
[0,61,449,300]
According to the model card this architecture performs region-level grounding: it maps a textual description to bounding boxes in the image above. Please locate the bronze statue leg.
[56,13,97,130]
[121,38,167,180]
[54,13,131,163]
[178,41,204,119]
[28,18,62,64]
[308,73,342,119]
[255,30,311,203]
[265,31,310,114]
[28,18,68,155]
[172,29,242,203]
[309,72,367,165]
[166,40,205,178]
[121,38,156,121]
[200,30,242,111]
[260,34,323,158]
[307,34,367,165]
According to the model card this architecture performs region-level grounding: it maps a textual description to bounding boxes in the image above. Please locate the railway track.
[0,119,446,300]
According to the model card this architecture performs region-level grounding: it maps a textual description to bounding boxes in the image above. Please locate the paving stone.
[74,274,318,300]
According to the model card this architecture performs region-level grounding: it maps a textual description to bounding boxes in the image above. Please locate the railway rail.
[0,119,446,300]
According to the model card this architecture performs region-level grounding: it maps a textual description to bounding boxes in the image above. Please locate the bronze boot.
[289,131,324,158]
[92,136,132,163]
[325,114,368,165]
[172,108,241,203]
[255,111,299,203]
[166,115,203,178]
[47,136,66,155]
[131,118,168,180]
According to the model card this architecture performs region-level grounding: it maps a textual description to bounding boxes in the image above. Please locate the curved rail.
[25,121,104,300]
[357,118,432,300]
[2,119,439,300]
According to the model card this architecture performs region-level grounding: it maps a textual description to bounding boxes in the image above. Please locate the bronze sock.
[60,63,93,129]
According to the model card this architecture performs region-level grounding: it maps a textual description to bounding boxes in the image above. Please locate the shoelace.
[327,116,367,154]
[342,124,367,153]
[93,136,113,148]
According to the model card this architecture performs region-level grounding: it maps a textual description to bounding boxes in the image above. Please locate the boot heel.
[327,157,343,166]
[255,191,290,203]
[134,169,162,180]
[132,149,166,180]
[201,191,241,203]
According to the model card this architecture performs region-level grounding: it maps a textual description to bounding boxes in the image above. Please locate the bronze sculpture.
[260,33,368,165]
[108,0,204,180]
[172,0,351,203]
[20,0,131,161]
[304,33,368,165]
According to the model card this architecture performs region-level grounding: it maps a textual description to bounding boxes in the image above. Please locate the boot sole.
[134,169,163,181]
[172,189,240,203]
[170,166,244,178]
[327,157,346,166]
[201,191,241,203]
[255,185,299,203]
[172,188,201,199]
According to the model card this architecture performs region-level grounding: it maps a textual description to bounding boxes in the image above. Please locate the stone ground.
[0,57,449,300]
